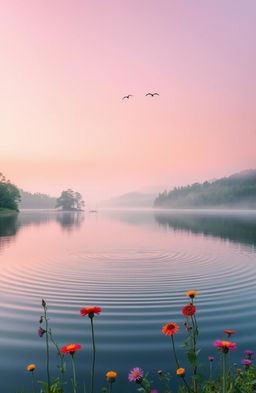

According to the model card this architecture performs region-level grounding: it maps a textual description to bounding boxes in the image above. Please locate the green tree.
[55,189,85,211]
[0,172,21,212]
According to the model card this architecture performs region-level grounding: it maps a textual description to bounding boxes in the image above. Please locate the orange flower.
[106,371,117,382]
[26,364,36,371]
[80,306,102,317]
[61,344,82,354]
[162,323,180,335]
[182,304,196,316]
[186,290,198,298]
[176,368,185,376]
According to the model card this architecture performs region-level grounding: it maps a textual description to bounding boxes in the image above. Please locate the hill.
[154,169,256,209]
[19,189,56,209]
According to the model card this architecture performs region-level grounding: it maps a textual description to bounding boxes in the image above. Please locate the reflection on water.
[0,209,256,393]
[154,210,256,248]
[0,211,85,252]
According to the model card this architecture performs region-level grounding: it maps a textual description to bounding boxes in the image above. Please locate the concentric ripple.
[0,209,256,392]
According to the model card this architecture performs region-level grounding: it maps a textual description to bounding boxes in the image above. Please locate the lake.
[0,209,256,392]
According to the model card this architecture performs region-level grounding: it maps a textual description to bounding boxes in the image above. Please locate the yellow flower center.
[221,341,230,347]
[66,344,76,351]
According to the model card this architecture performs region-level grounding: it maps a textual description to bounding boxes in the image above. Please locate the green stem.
[209,362,212,380]
[90,317,96,393]
[223,353,227,393]
[140,381,150,393]
[191,315,198,393]
[31,370,36,393]
[171,335,180,368]
[71,353,77,393]
[49,328,65,387]
[108,382,113,393]
[182,376,193,393]
[44,307,51,393]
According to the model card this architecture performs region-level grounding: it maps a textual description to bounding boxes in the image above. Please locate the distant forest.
[19,189,56,209]
[154,169,256,209]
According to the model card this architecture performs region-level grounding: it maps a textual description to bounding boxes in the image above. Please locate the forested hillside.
[154,170,256,209]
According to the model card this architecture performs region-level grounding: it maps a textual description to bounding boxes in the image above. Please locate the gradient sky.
[1,0,256,203]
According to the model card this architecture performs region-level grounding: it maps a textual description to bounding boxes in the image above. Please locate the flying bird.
[122,94,133,100]
[145,92,159,97]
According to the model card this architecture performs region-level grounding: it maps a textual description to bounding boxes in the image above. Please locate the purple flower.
[208,356,214,362]
[128,367,144,382]
[38,327,46,337]
[244,350,254,356]
[150,391,159,393]
[241,359,252,365]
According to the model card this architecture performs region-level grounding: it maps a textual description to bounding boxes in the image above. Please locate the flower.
[224,330,236,337]
[176,368,185,376]
[214,340,237,352]
[38,327,46,337]
[241,359,252,365]
[80,306,102,318]
[61,344,82,354]
[208,356,214,361]
[150,390,159,393]
[186,290,198,298]
[128,367,144,382]
[157,370,163,375]
[182,304,196,316]
[26,364,36,371]
[244,350,254,356]
[106,371,117,382]
[42,299,47,308]
[162,323,180,335]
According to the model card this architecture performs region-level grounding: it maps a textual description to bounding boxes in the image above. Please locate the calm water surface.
[0,209,256,392]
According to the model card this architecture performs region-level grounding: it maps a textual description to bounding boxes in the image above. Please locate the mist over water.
[0,209,256,392]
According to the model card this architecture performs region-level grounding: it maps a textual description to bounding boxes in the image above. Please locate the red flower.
[61,344,82,354]
[224,330,236,337]
[182,304,196,316]
[80,306,102,318]
[162,323,180,335]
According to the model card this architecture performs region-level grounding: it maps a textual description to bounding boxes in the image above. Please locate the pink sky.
[0,0,256,203]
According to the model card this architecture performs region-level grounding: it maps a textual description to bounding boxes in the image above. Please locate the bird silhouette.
[145,92,159,97]
[122,94,133,100]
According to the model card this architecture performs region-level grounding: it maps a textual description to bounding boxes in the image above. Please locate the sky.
[0,0,256,204]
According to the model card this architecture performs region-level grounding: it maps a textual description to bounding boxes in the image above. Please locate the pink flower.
[241,359,252,365]
[214,340,237,352]
[128,367,144,382]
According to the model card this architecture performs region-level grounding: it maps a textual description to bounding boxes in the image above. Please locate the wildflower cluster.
[24,292,255,393]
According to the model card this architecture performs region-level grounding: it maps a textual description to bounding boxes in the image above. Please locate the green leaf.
[187,350,197,366]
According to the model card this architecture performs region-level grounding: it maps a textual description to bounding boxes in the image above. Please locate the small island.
[55,189,85,211]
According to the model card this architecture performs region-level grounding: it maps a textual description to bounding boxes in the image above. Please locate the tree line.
[1,172,85,212]
[154,169,256,208]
